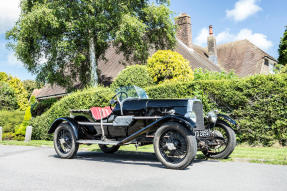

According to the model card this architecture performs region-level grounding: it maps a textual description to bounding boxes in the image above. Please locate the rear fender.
[48,117,79,139]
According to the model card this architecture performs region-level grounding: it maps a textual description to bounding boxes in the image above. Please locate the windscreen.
[116,86,148,102]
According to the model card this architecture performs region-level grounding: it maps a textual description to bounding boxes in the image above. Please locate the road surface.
[0,145,286,191]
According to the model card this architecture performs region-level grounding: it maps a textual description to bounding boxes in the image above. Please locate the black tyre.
[99,144,120,154]
[202,122,236,159]
[153,122,197,170]
[54,123,79,159]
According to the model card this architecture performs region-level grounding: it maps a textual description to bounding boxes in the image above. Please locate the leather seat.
[90,106,113,121]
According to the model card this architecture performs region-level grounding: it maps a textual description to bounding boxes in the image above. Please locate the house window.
[269,62,275,74]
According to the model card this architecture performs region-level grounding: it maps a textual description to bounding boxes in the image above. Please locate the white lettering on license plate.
[195,130,210,137]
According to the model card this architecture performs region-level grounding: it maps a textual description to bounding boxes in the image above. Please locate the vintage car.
[48,86,238,170]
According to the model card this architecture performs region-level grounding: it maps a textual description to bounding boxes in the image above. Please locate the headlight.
[185,111,197,123]
[207,111,217,123]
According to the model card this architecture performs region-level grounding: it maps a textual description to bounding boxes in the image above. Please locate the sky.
[0,0,286,80]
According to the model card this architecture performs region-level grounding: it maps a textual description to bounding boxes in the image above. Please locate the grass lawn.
[1,140,286,165]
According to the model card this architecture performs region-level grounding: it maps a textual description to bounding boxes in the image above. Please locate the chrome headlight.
[185,111,197,123]
[207,111,217,123]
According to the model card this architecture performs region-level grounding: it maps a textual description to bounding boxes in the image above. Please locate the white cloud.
[0,0,21,33]
[235,29,273,50]
[194,28,273,51]
[194,28,209,46]
[7,53,22,67]
[226,0,262,22]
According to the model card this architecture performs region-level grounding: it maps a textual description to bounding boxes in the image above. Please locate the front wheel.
[202,122,236,159]
[54,123,79,159]
[153,122,197,170]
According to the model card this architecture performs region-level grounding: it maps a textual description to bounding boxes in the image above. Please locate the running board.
[77,139,120,145]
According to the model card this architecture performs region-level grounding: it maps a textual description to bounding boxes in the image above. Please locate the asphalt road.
[0,145,286,191]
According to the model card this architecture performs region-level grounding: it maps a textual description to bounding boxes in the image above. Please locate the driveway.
[0,145,286,191]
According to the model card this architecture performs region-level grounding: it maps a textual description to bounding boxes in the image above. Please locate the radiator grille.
[192,101,205,130]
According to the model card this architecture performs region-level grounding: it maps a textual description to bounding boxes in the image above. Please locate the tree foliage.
[194,68,238,81]
[278,26,287,66]
[0,82,18,110]
[111,65,154,89]
[0,72,29,110]
[147,50,194,84]
[7,0,175,89]
[23,80,39,98]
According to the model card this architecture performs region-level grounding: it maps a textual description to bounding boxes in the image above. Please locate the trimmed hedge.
[31,74,287,146]
[111,65,154,89]
[31,87,113,140]
[0,110,25,140]
[147,74,287,146]
[31,98,58,117]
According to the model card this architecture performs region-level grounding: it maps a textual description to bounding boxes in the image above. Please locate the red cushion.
[90,106,113,120]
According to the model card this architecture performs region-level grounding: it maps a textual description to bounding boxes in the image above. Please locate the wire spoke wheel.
[202,122,236,159]
[154,122,197,169]
[56,129,73,154]
[159,130,188,164]
[207,127,229,155]
[53,123,79,159]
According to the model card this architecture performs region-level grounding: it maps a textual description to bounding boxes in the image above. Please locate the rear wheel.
[202,122,236,159]
[153,122,197,170]
[54,123,79,159]
[99,144,120,154]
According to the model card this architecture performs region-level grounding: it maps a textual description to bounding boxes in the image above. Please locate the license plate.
[195,130,211,137]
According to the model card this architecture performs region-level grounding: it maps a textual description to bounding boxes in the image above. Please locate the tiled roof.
[217,39,277,77]
[175,39,222,72]
[35,84,67,99]
[34,39,226,99]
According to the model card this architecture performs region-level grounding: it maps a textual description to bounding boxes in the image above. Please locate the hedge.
[31,74,287,146]
[30,87,113,140]
[147,74,287,146]
[0,110,25,140]
[111,65,154,89]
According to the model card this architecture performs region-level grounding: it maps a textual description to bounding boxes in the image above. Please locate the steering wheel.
[109,91,128,111]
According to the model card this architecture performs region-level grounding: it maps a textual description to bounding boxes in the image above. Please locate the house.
[33,13,277,100]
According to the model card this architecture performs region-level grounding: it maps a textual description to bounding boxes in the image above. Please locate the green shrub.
[111,65,154,89]
[0,72,29,110]
[147,50,194,84]
[14,106,33,140]
[194,68,238,81]
[30,87,113,140]
[146,74,287,146]
[31,98,58,117]
[0,110,25,140]
[0,82,18,110]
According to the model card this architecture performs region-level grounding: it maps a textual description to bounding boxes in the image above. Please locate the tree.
[0,72,29,110]
[23,80,42,98]
[278,26,287,66]
[7,0,175,89]
[0,82,18,110]
[147,50,194,84]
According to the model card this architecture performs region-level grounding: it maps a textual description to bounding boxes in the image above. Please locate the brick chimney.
[175,13,192,48]
[207,25,218,65]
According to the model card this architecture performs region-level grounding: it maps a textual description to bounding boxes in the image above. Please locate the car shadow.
[51,150,219,169]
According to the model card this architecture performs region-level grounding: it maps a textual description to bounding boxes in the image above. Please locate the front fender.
[217,113,239,132]
[48,117,79,140]
[152,115,197,135]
